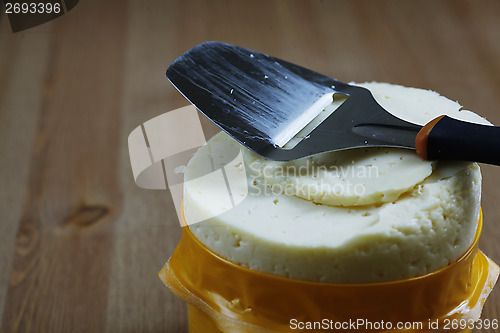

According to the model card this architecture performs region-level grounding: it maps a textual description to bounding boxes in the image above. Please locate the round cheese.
[184,82,487,283]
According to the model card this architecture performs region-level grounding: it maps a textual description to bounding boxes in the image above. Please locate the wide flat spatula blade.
[167,42,422,161]
[167,42,342,145]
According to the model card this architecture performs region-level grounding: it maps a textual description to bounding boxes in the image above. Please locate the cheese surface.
[185,82,487,283]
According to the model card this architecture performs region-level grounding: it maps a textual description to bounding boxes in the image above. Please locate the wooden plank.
[0,18,52,324]
[103,1,188,331]
[0,1,128,332]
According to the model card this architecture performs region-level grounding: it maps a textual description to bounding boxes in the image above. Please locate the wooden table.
[1,0,499,332]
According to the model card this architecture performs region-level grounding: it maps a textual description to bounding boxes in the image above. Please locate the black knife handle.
[416,115,500,165]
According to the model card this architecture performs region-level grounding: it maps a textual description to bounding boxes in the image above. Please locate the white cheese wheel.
[185,82,486,283]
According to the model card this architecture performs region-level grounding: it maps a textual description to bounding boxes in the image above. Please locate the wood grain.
[0,0,499,332]
[1,1,126,332]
